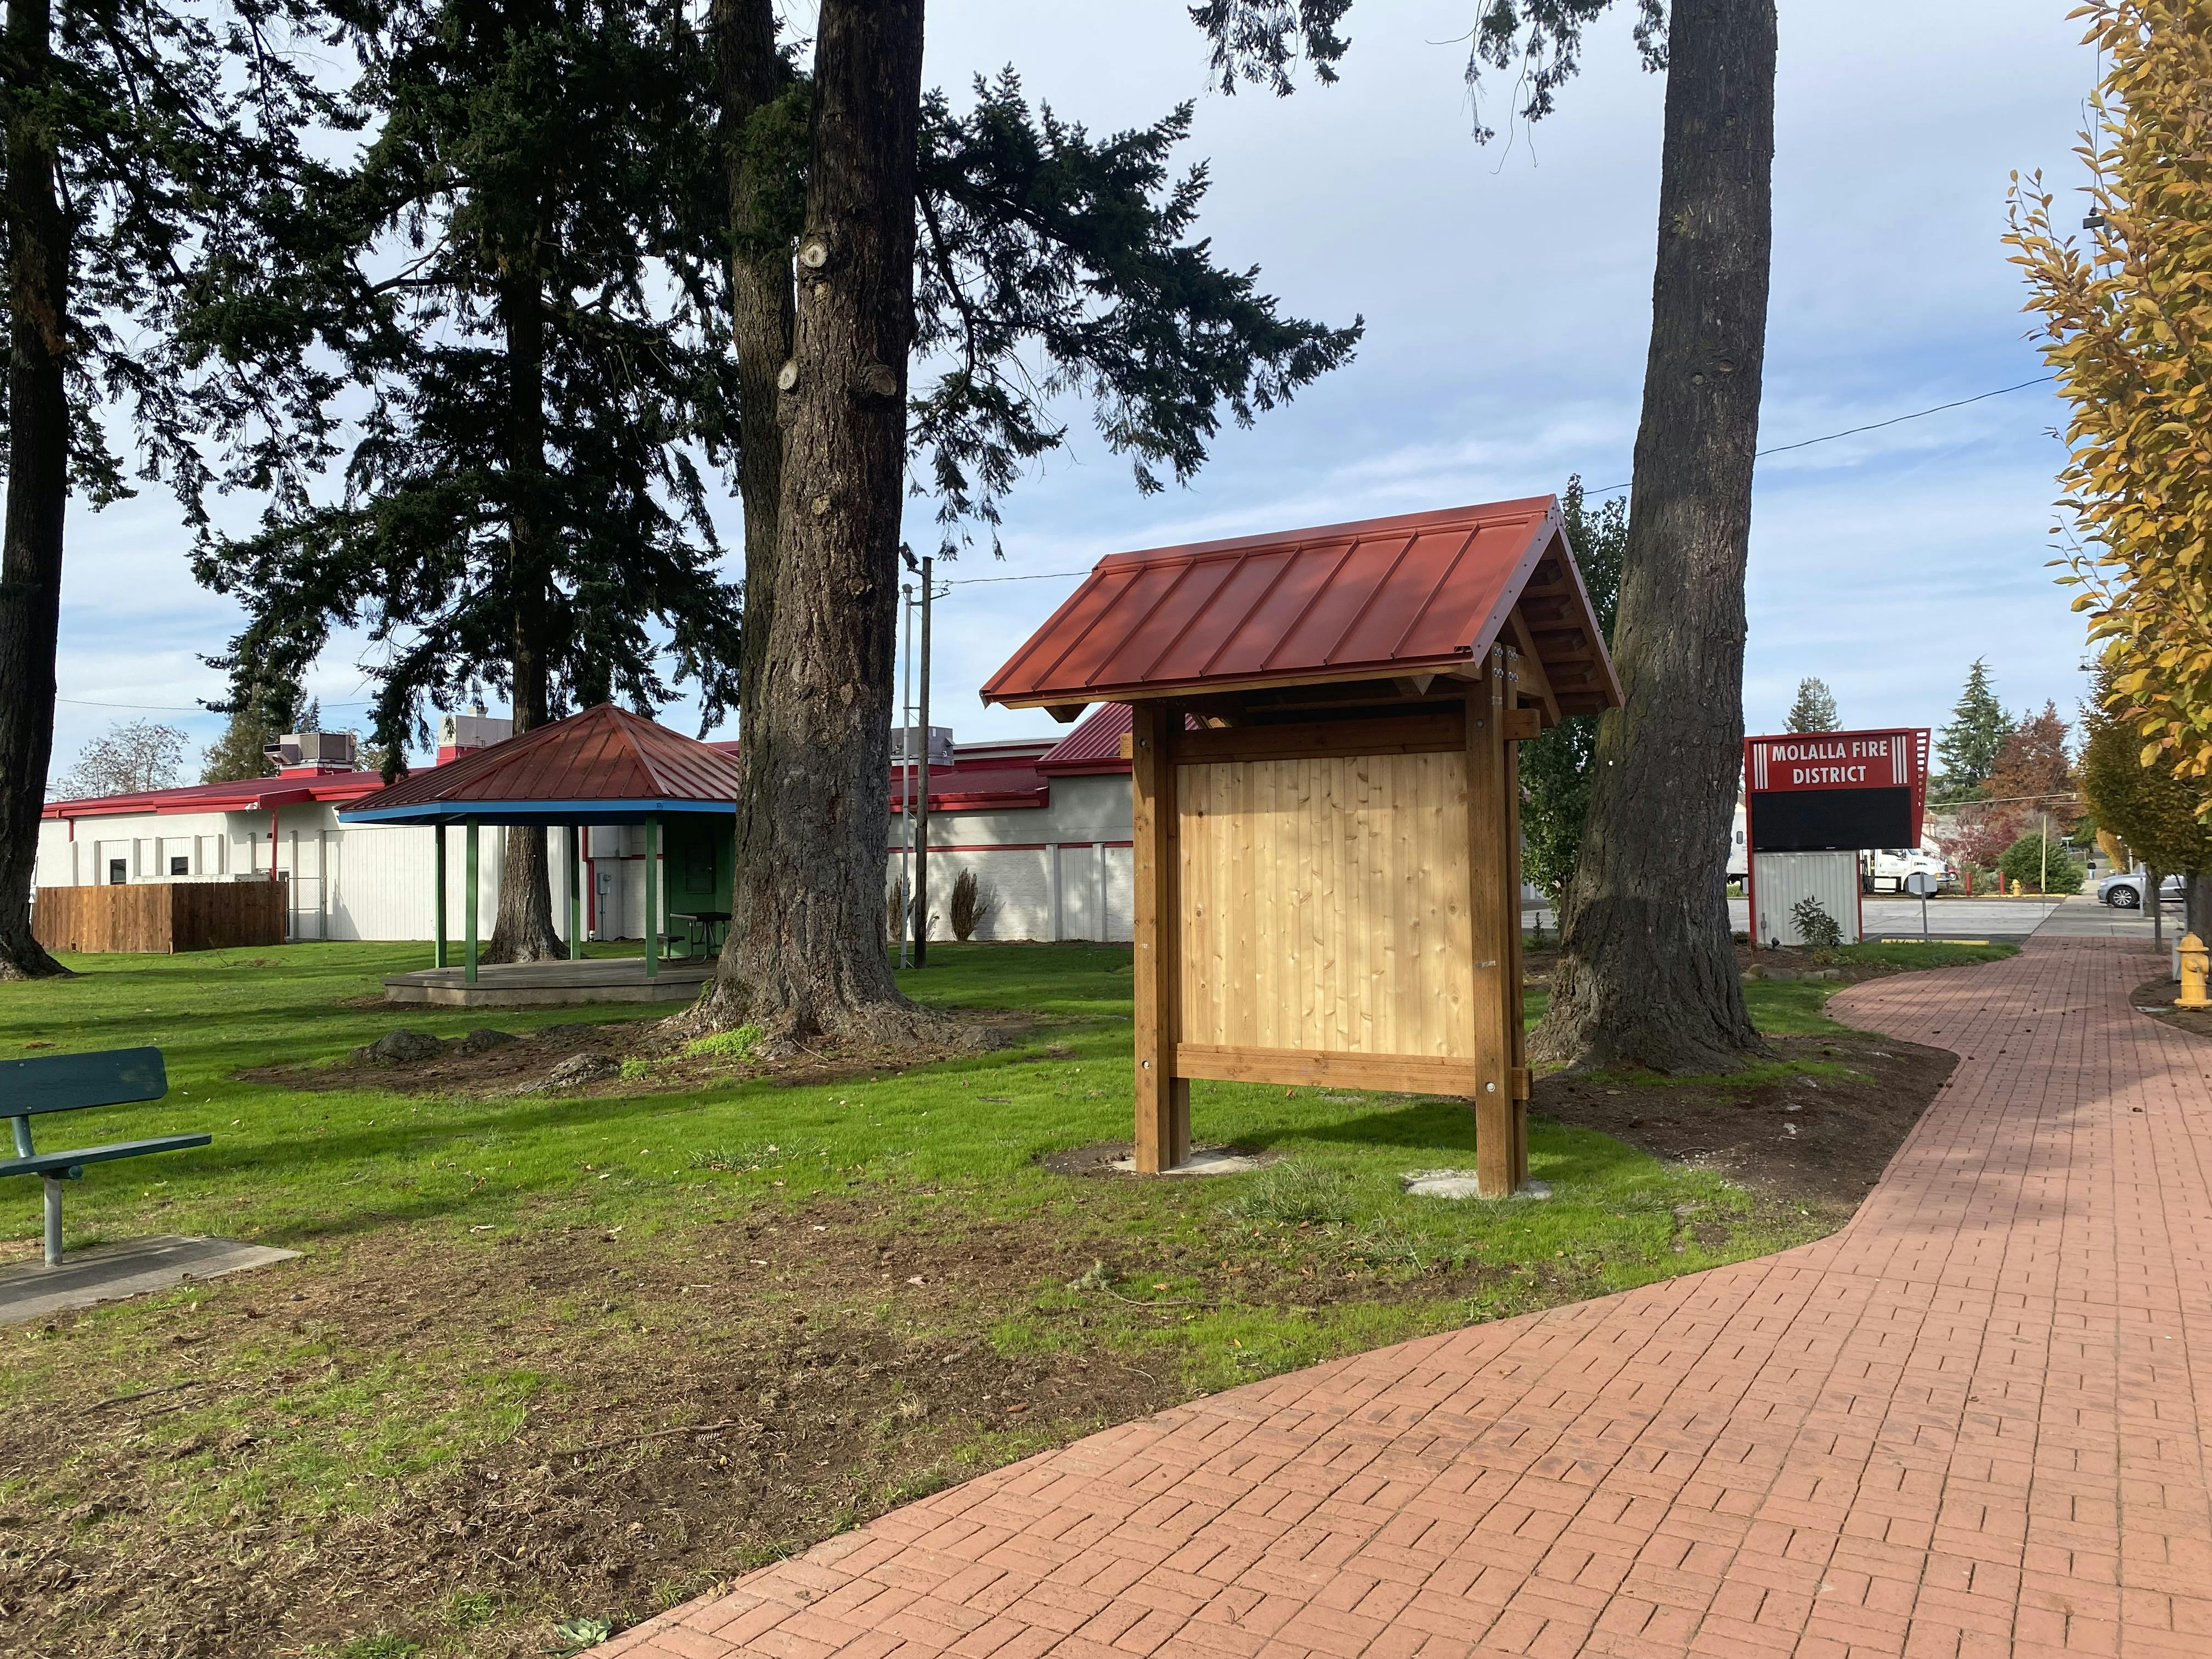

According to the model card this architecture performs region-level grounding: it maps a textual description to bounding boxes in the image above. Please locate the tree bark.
[486,267,564,963]
[692,0,932,1042]
[0,0,72,979]
[1531,0,1776,1073]
[715,0,797,727]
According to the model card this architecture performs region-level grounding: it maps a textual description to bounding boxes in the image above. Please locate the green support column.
[567,825,583,960]
[464,817,480,984]
[642,815,659,981]
[433,825,448,969]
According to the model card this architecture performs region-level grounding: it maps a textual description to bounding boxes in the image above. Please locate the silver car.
[2098,870,2184,909]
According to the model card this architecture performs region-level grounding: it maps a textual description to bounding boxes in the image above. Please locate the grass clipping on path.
[0,938,1996,1659]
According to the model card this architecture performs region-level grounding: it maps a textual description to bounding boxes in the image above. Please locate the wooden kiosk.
[982,498,1622,1195]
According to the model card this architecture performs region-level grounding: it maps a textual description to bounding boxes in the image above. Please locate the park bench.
[0,1047,208,1267]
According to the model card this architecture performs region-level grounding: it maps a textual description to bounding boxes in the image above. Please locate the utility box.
[1752,851,1862,946]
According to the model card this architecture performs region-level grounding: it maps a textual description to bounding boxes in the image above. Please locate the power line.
[1583,374,2058,496]
[943,374,2063,586]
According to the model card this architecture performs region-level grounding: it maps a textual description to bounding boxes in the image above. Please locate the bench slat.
[0,1134,210,1178]
[1,1047,167,1116]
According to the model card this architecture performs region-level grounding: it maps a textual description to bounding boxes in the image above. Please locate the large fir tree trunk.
[1531,0,1776,1073]
[0,0,72,980]
[692,0,933,1042]
[715,0,796,722]
[486,269,564,963]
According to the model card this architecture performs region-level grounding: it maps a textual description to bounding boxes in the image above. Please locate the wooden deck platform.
[382,956,713,1007]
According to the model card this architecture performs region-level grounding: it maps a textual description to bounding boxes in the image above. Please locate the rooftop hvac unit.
[437,713,513,759]
[891,725,955,766]
[263,730,358,772]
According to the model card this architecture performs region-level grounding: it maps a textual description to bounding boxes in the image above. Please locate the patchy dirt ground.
[240,1007,1028,1102]
[0,1199,1175,1659]
[2131,973,2212,1041]
[1535,1031,1959,1217]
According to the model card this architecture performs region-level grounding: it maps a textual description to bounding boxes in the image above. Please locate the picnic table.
[1,1048,207,1266]
[667,909,731,958]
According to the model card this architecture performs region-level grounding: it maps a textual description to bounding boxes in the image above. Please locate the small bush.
[617,1056,658,1082]
[1998,832,2085,895]
[949,868,998,941]
[1218,1161,1355,1225]
[682,1024,764,1062]
[1789,894,1844,949]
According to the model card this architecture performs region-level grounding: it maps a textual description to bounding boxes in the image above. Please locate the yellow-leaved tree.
[2007,1,2212,805]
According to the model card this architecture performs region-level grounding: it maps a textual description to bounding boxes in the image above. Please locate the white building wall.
[891,771,1138,943]
[1751,850,1863,946]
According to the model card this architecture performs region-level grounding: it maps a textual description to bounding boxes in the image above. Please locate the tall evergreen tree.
[1519,477,1624,910]
[198,0,742,962]
[1934,658,2011,802]
[1784,677,1840,733]
[0,0,340,976]
[694,1,1362,1041]
[1203,0,1780,1075]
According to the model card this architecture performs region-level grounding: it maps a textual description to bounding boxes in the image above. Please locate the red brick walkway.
[599,940,2212,1658]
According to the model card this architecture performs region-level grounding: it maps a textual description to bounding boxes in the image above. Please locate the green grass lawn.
[0,937,2012,1659]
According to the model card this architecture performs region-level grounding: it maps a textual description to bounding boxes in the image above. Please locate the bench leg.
[42,1176,63,1267]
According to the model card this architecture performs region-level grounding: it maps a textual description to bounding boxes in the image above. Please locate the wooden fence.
[32,881,289,953]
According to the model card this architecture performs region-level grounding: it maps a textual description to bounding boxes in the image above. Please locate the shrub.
[1789,894,1844,949]
[949,868,997,941]
[682,1024,764,1062]
[1998,832,2085,895]
[1218,1160,1355,1225]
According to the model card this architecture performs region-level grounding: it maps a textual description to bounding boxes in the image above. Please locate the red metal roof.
[888,754,1051,813]
[346,704,744,817]
[45,770,387,821]
[1035,704,1134,775]
[981,496,1618,710]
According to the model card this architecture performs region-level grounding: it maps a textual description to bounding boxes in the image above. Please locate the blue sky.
[45,0,2097,777]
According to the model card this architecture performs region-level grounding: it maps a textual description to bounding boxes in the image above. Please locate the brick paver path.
[599,940,2212,1658]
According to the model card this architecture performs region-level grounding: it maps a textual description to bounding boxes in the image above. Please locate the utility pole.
[913,555,934,968]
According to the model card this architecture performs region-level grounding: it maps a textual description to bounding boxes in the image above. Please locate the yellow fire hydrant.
[2180,933,2211,1012]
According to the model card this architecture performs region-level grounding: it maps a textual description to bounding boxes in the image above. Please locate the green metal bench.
[1,1048,208,1267]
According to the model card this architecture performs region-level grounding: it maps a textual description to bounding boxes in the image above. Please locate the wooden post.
[1131,702,1188,1172]
[1468,653,1517,1196]
[643,815,660,980]
[463,817,479,985]
[1503,651,1532,1191]
[567,824,583,960]
[433,824,448,969]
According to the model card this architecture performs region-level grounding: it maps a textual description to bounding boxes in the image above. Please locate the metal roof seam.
[1131,555,1228,686]
[1195,544,1300,682]
[1009,563,1135,697]
[1257,538,1356,674]
[1386,525,1486,661]
[1324,531,1421,668]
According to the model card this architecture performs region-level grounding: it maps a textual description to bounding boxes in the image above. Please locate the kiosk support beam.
[1131,702,1188,1172]
[1468,652,1526,1196]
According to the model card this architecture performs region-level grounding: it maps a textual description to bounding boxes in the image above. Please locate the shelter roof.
[341,704,744,825]
[979,496,1621,717]
[45,771,386,821]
